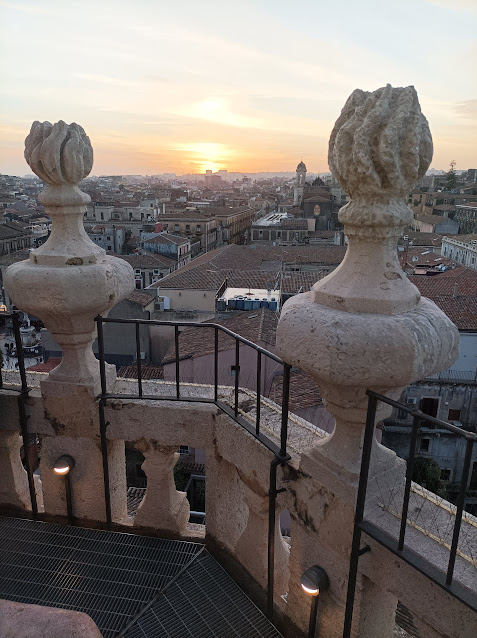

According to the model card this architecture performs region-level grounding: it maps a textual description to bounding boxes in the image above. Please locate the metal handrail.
[343,390,477,638]
[0,312,37,519]
[94,314,291,621]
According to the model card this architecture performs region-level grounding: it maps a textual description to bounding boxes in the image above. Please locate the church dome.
[296,161,307,172]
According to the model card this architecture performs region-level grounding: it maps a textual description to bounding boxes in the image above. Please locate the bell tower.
[294,160,307,206]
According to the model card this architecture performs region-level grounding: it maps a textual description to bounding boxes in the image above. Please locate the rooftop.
[142,233,190,246]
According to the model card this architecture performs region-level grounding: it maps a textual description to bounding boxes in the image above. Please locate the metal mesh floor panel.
[0,517,202,637]
[123,552,283,638]
[0,517,283,638]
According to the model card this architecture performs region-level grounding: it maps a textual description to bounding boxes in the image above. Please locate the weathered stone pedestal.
[276,85,459,637]
[4,121,134,524]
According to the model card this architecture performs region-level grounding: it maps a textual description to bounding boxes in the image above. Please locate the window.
[179,446,189,455]
[106,236,111,241]
[259,230,263,236]
[419,438,430,453]
[396,408,408,420]
[153,269,160,275]
[447,408,461,421]
[186,224,190,231]
[107,245,112,250]
[419,397,438,428]
[101,213,104,220]
[196,225,201,232]
[175,225,179,231]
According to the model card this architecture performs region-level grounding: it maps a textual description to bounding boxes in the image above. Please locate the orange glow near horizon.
[176,142,232,174]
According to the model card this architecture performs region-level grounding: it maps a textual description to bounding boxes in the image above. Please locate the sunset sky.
[1,0,476,176]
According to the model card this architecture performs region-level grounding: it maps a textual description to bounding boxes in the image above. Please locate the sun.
[177,142,231,174]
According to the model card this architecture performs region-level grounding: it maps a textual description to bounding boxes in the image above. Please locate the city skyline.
[1,0,476,176]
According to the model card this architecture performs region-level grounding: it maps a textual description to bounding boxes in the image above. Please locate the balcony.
[1,90,477,638]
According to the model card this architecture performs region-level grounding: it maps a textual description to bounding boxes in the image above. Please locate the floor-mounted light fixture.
[54,455,75,525]
[300,565,330,638]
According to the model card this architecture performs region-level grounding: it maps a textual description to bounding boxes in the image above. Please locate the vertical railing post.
[280,364,291,458]
[214,326,218,402]
[398,414,420,551]
[267,456,280,620]
[343,393,378,638]
[99,399,112,530]
[96,316,112,528]
[95,316,107,398]
[135,321,143,397]
[12,312,28,393]
[11,313,37,518]
[446,438,474,585]
[17,393,37,519]
[174,325,180,399]
[256,351,262,436]
[234,339,240,417]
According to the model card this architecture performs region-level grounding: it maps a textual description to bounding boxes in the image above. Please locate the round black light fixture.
[301,566,330,638]
[53,455,75,476]
[300,565,329,596]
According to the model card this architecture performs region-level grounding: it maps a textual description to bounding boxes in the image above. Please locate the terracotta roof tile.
[162,308,278,363]
[27,357,61,372]
[125,290,155,307]
[116,253,176,269]
[269,369,323,410]
[118,365,164,380]
[144,233,189,246]
[410,266,477,330]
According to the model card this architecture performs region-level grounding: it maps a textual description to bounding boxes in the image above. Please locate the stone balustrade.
[1,375,476,637]
[1,89,476,638]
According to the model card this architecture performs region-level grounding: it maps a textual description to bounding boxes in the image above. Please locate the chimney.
[453,283,458,298]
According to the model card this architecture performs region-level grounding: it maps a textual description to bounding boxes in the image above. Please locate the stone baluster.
[277,85,459,637]
[0,431,31,512]
[235,482,289,598]
[133,441,190,535]
[4,121,134,524]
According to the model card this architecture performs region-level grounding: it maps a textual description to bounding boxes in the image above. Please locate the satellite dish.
[412,256,419,263]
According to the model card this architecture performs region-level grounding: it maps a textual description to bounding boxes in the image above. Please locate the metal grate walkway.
[0,517,283,638]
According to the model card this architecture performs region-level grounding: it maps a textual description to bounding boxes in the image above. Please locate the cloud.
[424,0,477,14]
[0,1,58,15]
[75,74,139,88]
[454,99,477,119]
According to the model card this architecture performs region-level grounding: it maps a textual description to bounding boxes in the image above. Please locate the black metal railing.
[95,315,291,620]
[0,312,38,520]
[344,390,477,638]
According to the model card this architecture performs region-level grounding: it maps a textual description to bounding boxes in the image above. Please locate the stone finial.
[25,121,93,185]
[329,84,432,202]
[276,84,459,465]
[5,121,134,393]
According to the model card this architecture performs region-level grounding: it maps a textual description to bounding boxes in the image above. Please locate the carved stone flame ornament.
[25,120,93,186]
[329,85,432,202]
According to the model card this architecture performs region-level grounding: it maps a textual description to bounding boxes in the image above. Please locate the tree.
[412,456,446,497]
[445,161,457,191]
